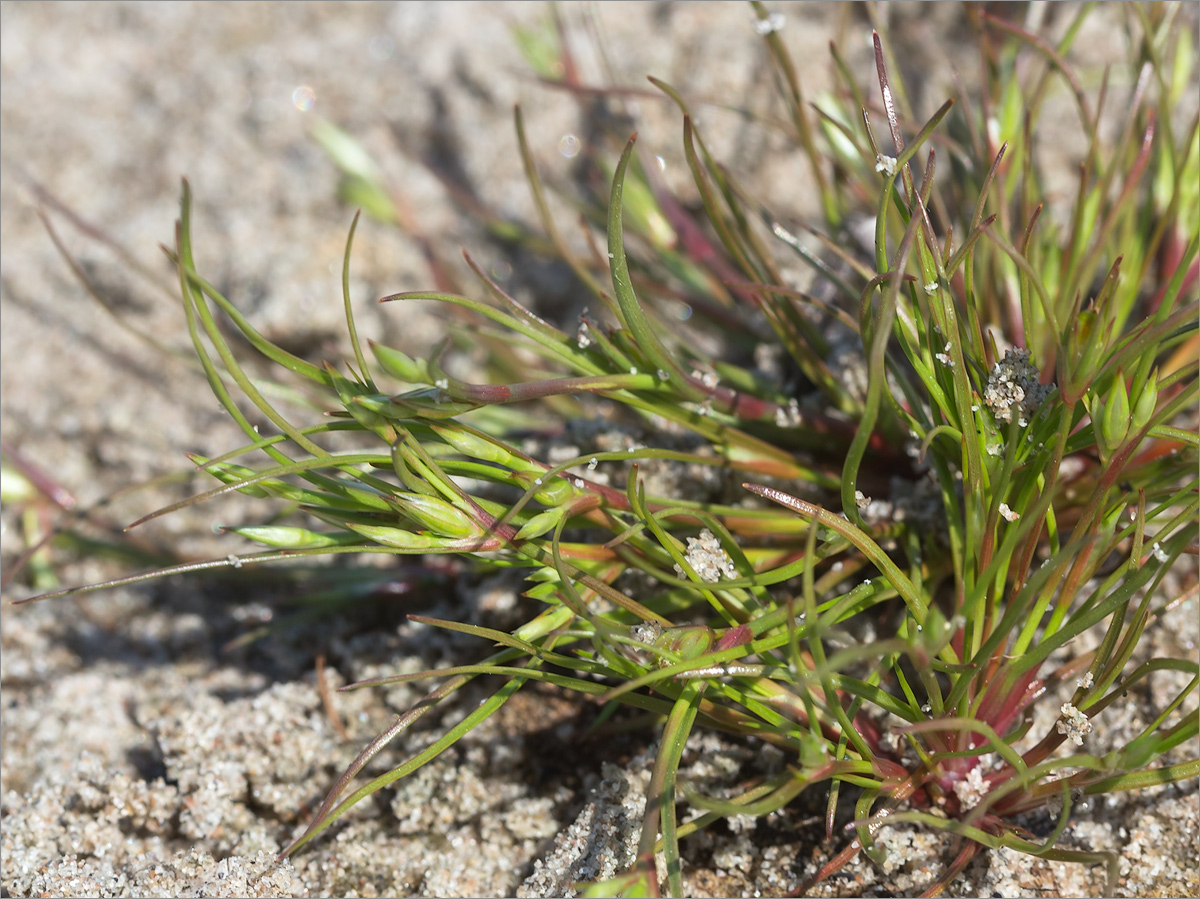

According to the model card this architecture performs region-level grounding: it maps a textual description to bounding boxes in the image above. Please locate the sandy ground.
[2,3,1196,897]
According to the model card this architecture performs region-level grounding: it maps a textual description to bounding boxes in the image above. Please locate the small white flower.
[998,503,1020,522]
[875,154,898,177]
[576,321,592,349]
[984,348,1051,425]
[986,443,1004,457]
[1076,672,1094,689]
[753,12,785,34]
[1150,542,1169,563]
[1057,703,1092,745]
[434,378,449,390]
[924,281,939,295]
[673,529,737,583]
[587,457,599,471]
[773,398,802,428]
[630,620,664,645]
[855,490,871,510]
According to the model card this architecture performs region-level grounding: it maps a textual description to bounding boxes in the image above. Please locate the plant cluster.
[20,2,1199,896]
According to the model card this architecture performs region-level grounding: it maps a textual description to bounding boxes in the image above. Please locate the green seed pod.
[798,727,829,768]
[1131,369,1159,432]
[515,507,565,541]
[344,522,442,551]
[371,342,429,384]
[515,471,575,506]
[390,442,439,497]
[192,458,272,498]
[917,604,959,658]
[430,425,518,466]
[225,525,361,549]
[328,368,394,436]
[351,393,403,419]
[654,625,715,665]
[394,492,481,539]
[537,478,576,507]
[1100,372,1131,452]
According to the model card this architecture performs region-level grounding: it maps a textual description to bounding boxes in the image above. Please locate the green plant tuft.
[23,3,1198,897]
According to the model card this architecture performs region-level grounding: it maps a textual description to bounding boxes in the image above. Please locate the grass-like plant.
[20,3,1198,896]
